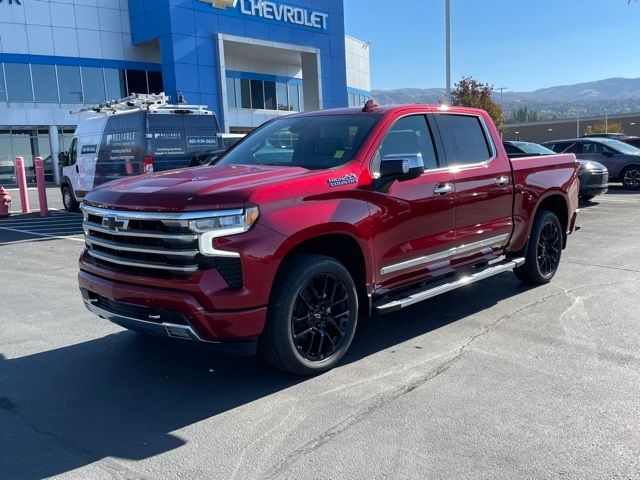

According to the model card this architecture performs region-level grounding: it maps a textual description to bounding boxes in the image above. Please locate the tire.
[61,184,79,212]
[514,210,563,285]
[621,166,640,190]
[260,254,359,376]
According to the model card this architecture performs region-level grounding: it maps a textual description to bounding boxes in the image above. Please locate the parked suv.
[544,137,640,190]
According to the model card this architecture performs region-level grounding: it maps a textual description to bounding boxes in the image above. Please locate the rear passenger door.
[369,114,457,290]
[433,113,513,266]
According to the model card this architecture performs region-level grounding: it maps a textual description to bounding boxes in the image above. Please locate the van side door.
[433,113,513,267]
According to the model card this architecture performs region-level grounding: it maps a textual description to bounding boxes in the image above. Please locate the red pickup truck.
[79,103,579,375]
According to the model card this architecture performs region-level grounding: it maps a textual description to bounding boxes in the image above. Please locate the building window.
[289,84,300,112]
[264,81,276,110]
[276,82,288,111]
[82,67,106,104]
[104,68,127,101]
[0,65,6,102]
[32,64,59,102]
[126,69,148,95]
[240,79,251,109]
[250,79,264,109]
[5,63,33,102]
[57,66,83,103]
[226,77,236,109]
[147,71,163,94]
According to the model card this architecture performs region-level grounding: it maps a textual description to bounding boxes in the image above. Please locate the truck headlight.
[190,206,259,256]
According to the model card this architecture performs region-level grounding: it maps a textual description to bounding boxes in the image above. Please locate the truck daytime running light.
[190,206,260,257]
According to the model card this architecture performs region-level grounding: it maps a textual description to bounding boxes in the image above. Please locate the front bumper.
[79,270,267,353]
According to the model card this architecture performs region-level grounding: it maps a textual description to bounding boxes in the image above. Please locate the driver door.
[368,114,457,292]
[62,138,82,198]
[577,141,616,172]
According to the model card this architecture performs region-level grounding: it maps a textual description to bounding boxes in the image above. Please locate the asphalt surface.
[1,186,640,480]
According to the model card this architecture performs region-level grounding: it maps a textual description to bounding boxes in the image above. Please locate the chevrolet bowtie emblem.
[198,0,238,9]
[102,216,129,232]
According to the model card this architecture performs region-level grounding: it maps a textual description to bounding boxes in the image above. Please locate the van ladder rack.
[70,93,211,115]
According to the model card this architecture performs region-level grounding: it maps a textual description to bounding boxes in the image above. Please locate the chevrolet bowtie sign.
[199,0,328,30]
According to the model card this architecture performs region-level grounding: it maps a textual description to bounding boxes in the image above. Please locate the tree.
[451,76,504,132]
[507,107,540,124]
[585,121,624,134]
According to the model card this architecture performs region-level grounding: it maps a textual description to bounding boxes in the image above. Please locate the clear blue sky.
[344,0,640,92]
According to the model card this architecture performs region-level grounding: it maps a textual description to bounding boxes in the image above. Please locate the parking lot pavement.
[1,187,639,480]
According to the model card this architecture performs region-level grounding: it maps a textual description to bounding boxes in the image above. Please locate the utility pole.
[577,111,580,137]
[605,114,609,133]
[445,0,451,103]
[496,87,508,106]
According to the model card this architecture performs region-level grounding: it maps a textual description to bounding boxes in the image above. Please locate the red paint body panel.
[79,104,579,342]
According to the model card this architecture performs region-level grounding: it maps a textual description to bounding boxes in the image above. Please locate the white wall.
[345,35,371,93]
[0,0,159,64]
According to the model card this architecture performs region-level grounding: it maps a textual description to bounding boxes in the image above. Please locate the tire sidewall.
[530,211,563,282]
[282,259,358,373]
[62,185,77,211]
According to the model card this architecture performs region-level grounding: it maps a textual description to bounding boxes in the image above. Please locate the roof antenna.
[363,98,379,113]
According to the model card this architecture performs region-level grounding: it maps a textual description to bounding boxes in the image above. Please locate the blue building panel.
[128,0,349,127]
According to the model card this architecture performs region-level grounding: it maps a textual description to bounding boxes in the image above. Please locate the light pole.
[445,0,451,103]
[496,87,508,106]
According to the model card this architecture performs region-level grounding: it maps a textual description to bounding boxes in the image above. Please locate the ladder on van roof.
[70,93,213,116]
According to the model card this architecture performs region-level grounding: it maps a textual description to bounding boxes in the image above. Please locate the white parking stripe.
[0,226,85,242]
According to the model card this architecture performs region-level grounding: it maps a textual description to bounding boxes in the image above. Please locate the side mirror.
[380,153,424,181]
[58,152,69,167]
[375,153,425,191]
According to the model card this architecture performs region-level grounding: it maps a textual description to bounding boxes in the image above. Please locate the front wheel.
[514,210,563,284]
[260,254,358,375]
[621,166,640,190]
[61,185,79,212]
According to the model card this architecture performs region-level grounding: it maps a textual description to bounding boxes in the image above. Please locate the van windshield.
[217,114,381,170]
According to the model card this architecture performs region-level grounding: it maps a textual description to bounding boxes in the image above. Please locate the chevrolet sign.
[199,0,328,30]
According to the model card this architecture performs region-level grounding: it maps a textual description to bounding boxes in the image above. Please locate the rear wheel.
[61,184,79,212]
[621,166,640,190]
[514,210,563,284]
[260,254,358,375]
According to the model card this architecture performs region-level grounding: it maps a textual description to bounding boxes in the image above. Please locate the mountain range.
[372,77,640,121]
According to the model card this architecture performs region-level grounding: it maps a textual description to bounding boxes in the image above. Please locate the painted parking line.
[0,211,85,241]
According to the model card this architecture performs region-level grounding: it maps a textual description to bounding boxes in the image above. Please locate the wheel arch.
[531,193,570,249]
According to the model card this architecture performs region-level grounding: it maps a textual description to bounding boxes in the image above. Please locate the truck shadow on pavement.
[0,272,531,480]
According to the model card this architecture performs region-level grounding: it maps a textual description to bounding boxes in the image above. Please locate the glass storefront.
[0,128,73,185]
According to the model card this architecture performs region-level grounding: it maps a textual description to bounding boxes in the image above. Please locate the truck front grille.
[81,205,243,288]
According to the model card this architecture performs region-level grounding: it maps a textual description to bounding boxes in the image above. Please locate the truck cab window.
[436,114,492,166]
[372,115,438,173]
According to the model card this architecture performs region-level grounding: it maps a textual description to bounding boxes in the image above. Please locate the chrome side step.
[374,257,526,314]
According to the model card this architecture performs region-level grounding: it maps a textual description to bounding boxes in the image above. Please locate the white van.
[59,94,222,211]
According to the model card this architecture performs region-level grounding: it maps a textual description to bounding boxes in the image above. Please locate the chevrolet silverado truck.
[78,102,580,375]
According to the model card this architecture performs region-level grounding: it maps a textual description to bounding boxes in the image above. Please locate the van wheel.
[514,210,563,284]
[260,254,358,376]
[62,185,79,212]
[621,166,640,190]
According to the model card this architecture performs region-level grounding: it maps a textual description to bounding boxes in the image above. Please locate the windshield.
[217,114,381,169]
[511,141,555,155]
[600,138,640,155]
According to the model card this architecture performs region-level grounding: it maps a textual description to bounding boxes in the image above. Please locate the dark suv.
[544,137,640,190]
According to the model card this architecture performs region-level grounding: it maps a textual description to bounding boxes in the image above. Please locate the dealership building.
[0,0,371,184]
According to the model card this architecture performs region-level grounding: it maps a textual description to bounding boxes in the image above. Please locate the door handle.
[433,184,454,195]
[494,176,510,186]
[75,165,79,174]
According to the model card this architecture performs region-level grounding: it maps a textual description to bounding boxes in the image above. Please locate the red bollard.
[15,157,30,214]
[34,156,49,216]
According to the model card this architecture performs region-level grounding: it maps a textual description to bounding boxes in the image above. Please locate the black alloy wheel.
[622,166,640,190]
[291,272,352,362]
[260,254,358,375]
[536,221,562,276]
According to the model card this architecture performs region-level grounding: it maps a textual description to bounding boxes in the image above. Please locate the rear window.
[435,114,492,166]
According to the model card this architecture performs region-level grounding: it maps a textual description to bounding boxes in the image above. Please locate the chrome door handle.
[433,184,454,195]
[494,176,510,186]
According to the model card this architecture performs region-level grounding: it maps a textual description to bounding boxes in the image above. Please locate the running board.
[374,257,526,314]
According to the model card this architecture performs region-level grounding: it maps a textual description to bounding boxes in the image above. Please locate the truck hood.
[84,164,313,211]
